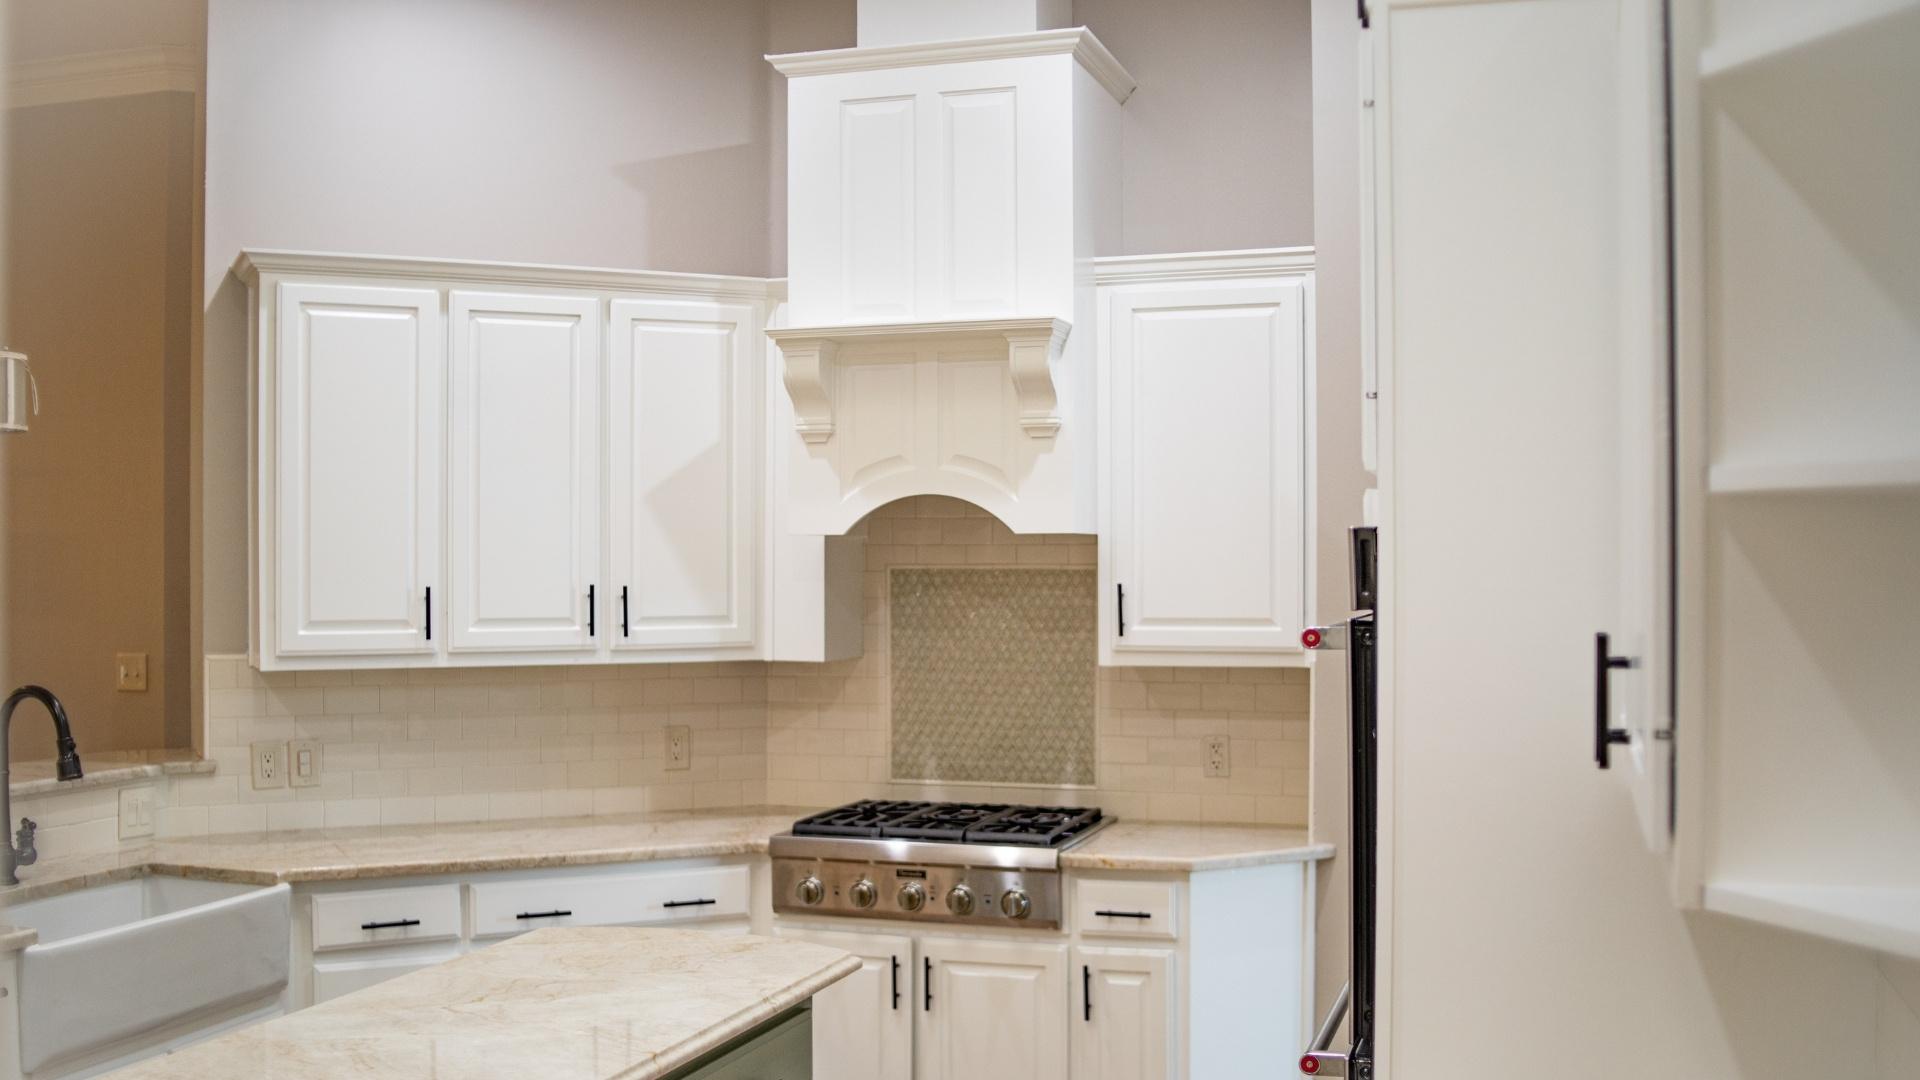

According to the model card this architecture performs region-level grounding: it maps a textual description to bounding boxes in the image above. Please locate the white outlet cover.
[251,741,286,790]
[115,652,148,692]
[1204,735,1231,778]
[288,738,322,788]
[118,786,156,840]
[666,725,691,771]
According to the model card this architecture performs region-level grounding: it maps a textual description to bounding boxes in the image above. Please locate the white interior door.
[916,937,1068,1080]
[774,927,912,1080]
[274,282,441,656]
[608,298,758,649]
[1071,946,1174,1080]
[448,291,600,652]
[1107,278,1308,654]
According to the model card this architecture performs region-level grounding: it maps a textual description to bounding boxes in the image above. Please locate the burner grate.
[881,802,1012,841]
[791,799,935,838]
[791,800,1105,847]
[965,805,1105,846]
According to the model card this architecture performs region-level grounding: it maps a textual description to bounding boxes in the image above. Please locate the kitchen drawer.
[312,948,458,1003]
[631,865,752,925]
[1074,879,1180,940]
[311,884,463,951]
[469,866,751,939]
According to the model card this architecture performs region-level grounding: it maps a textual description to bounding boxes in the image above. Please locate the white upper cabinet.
[269,282,442,657]
[608,298,760,650]
[448,291,600,653]
[243,252,815,670]
[1097,257,1314,667]
[768,30,1131,535]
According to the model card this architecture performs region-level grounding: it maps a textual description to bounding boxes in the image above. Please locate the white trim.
[768,27,1137,104]
[231,250,773,302]
[7,46,199,109]
[1092,247,1316,285]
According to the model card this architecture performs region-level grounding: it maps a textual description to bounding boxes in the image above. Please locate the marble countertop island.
[101,927,858,1080]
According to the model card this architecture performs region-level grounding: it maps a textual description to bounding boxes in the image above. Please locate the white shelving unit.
[1673,0,1920,959]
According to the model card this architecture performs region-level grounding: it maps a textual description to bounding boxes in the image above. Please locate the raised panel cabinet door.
[1070,947,1175,1080]
[916,937,1068,1080]
[774,928,912,1080]
[275,282,442,656]
[1108,279,1309,654]
[608,298,759,650]
[448,291,601,652]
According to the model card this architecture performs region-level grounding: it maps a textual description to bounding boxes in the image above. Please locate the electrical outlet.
[665,725,691,771]
[1204,735,1231,778]
[289,738,322,788]
[115,652,148,692]
[118,786,156,839]
[251,741,286,789]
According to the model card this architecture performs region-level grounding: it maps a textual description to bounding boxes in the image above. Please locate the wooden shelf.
[1708,457,1920,495]
[1700,0,1919,79]
[1704,882,1920,960]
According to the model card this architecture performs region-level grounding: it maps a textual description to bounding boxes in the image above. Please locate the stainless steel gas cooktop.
[769,800,1112,930]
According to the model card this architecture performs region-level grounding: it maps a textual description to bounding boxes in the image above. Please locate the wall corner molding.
[7,45,200,109]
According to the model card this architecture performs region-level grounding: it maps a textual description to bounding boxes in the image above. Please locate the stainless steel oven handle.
[1299,982,1350,1076]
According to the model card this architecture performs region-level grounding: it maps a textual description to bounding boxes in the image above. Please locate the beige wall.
[0,90,196,760]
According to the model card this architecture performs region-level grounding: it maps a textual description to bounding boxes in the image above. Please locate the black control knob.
[796,875,825,905]
[849,879,878,909]
[946,884,976,916]
[897,881,927,912]
[1000,888,1032,920]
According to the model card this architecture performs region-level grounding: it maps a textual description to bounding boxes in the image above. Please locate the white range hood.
[767,20,1132,535]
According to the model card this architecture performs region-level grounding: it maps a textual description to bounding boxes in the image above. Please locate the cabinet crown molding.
[767,27,1136,103]
[232,250,773,301]
[1093,247,1316,285]
[7,45,198,109]
[768,317,1071,443]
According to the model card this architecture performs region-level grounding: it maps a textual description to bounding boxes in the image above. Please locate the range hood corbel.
[769,317,1071,444]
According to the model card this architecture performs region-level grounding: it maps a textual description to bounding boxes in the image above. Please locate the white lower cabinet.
[776,928,913,1080]
[916,938,1069,1080]
[1072,946,1175,1080]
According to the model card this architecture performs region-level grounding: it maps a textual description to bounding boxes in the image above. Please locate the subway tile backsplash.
[12,496,1310,858]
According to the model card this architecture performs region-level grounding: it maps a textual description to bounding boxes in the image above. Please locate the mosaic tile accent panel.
[889,567,1097,785]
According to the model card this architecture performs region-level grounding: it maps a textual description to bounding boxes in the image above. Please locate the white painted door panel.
[448,292,600,653]
[917,937,1068,1080]
[774,928,912,1080]
[275,283,441,656]
[609,298,758,649]
[1108,279,1308,655]
[1071,946,1174,1080]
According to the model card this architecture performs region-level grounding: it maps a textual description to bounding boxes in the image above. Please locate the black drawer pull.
[360,918,421,931]
[1094,909,1153,920]
[663,898,717,909]
[515,910,573,920]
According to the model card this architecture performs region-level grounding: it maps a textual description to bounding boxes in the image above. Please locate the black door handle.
[924,957,932,1011]
[1594,632,1634,769]
[588,584,596,637]
[1083,964,1092,1021]
[621,585,630,637]
[515,910,572,920]
[425,587,432,640]
[1117,584,1126,637]
[891,955,900,1010]
[360,918,421,931]
[662,898,716,909]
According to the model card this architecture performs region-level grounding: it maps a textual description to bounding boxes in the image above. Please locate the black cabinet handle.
[1094,909,1152,920]
[588,584,596,637]
[621,585,630,637]
[1117,584,1126,637]
[891,955,900,1010]
[1358,0,1370,28]
[515,910,572,920]
[924,957,932,1011]
[1594,632,1634,769]
[1083,964,1092,1021]
[425,587,432,640]
[662,898,716,909]
[360,918,421,931]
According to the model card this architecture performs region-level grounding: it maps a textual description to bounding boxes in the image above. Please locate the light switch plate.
[251,741,286,789]
[118,786,156,839]
[289,738,322,788]
[665,725,691,771]
[115,652,148,692]
[1204,735,1231,778]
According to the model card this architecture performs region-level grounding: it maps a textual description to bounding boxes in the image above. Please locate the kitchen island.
[100,927,856,1080]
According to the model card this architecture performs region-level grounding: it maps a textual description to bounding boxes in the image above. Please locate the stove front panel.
[772,856,1064,930]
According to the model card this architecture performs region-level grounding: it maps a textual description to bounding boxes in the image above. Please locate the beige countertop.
[0,807,1333,909]
[9,749,214,798]
[99,927,858,1080]
[0,924,36,952]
